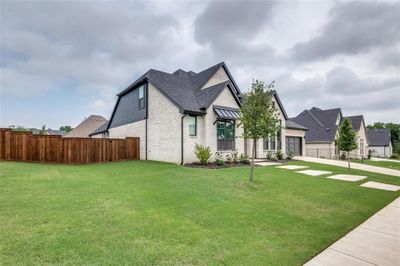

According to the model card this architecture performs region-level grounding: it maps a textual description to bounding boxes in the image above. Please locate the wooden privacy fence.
[0,129,140,164]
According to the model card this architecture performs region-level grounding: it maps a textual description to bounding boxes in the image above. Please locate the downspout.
[181,114,187,165]
[145,82,148,160]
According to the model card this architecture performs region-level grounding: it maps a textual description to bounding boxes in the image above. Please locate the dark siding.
[110,84,146,128]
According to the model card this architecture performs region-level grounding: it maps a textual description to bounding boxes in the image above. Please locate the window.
[217,120,235,150]
[277,128,281,150]
[189,115,196,136]
[138,86,145,110]
[263,138,269,150]
[270,136,276,150]
[264,134,277,150]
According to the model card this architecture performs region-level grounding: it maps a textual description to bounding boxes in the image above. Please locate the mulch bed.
[184,162,253,169]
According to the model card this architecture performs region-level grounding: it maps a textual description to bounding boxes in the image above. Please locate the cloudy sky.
[1,0,399,129]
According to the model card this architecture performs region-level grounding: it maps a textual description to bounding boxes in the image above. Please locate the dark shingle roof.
[344,115,364,131]
[90,121,109,136]
[367,128,391,146]
[116,62,241,114]
[291,107,342,143]
[286,119,307,130]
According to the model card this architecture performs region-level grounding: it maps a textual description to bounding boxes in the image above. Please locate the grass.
[351,159,400,170]
[1,160,399,265]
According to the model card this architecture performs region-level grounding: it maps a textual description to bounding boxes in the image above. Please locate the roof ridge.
[306,109,324,127]
[193,62,225,90]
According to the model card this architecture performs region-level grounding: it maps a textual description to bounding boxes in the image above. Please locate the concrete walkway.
[305,197,400,266]
[295,156,400,177]
[371,157,400,163]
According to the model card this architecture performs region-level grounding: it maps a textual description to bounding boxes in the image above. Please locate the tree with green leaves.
[60,126,73,133]
[39,125,47,135]
[239,80,281,182]
[338,118,358,170]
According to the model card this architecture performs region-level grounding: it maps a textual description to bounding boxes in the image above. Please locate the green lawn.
[1,160,399,265]
[352,159,400,170]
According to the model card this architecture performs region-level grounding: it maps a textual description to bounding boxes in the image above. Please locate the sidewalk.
[371,157,400,163]
[305,197,400,266]
[295,156,400,177]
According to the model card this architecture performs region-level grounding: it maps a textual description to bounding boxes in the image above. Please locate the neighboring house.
[291,107,368,159]
[367,128,393,157]
[291,107,342,159]
[91,62,307,164]
[12,128,67,136]
[65,115,108,138]
[344,115,368,159]
[47,129,67,136]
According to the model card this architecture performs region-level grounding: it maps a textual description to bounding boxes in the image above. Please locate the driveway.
[304,197,400,266]
[295,156,400,177]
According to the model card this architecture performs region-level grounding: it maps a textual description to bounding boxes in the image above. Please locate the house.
[291,107,342,159]
[367,128,393,157]
[344,115,368,159]
[65,115,108,138]
[291,107,368,159]
[91,62,306,164]
[47,129,67,136]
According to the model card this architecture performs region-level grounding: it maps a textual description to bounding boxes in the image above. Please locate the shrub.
[266,151,273,160]
[368,150,371,159]
[276,150,283,160]
[231,150,239,164]
[194,143,212,165]
[225,153,232,164]
[239,153,250,164]
[215,152,225,165]
[390,153,399,159]
[287,151,294,160]
[270,155,278,161]
[340,152,346,160]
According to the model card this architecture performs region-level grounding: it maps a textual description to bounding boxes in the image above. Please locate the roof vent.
[326,128,330,131]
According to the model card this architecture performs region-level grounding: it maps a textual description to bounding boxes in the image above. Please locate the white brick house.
[90,62,306,164]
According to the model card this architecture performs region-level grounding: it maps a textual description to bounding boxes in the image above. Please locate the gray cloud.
[1,0,399,128]
[291,1,400,62]
[1,1,181,97]
[194,0,283,66]
[325,66,398,95]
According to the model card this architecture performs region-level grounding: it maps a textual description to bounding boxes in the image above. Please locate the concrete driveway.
[295,156,400,177]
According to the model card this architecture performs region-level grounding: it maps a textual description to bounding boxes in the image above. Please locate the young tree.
[338,118,358,170]
[239,80,281,182]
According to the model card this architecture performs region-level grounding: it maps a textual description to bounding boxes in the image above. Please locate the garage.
[286,137,302,156]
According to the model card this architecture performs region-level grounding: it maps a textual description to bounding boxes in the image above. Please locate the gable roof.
[65,115,108,138]
[116,62,241,114]
[344,115,364,131]
[291,107,342,143]
[367,128,391,146]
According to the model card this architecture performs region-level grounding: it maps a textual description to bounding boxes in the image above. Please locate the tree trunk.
[249,139,256,182]
[347,151,351,170]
